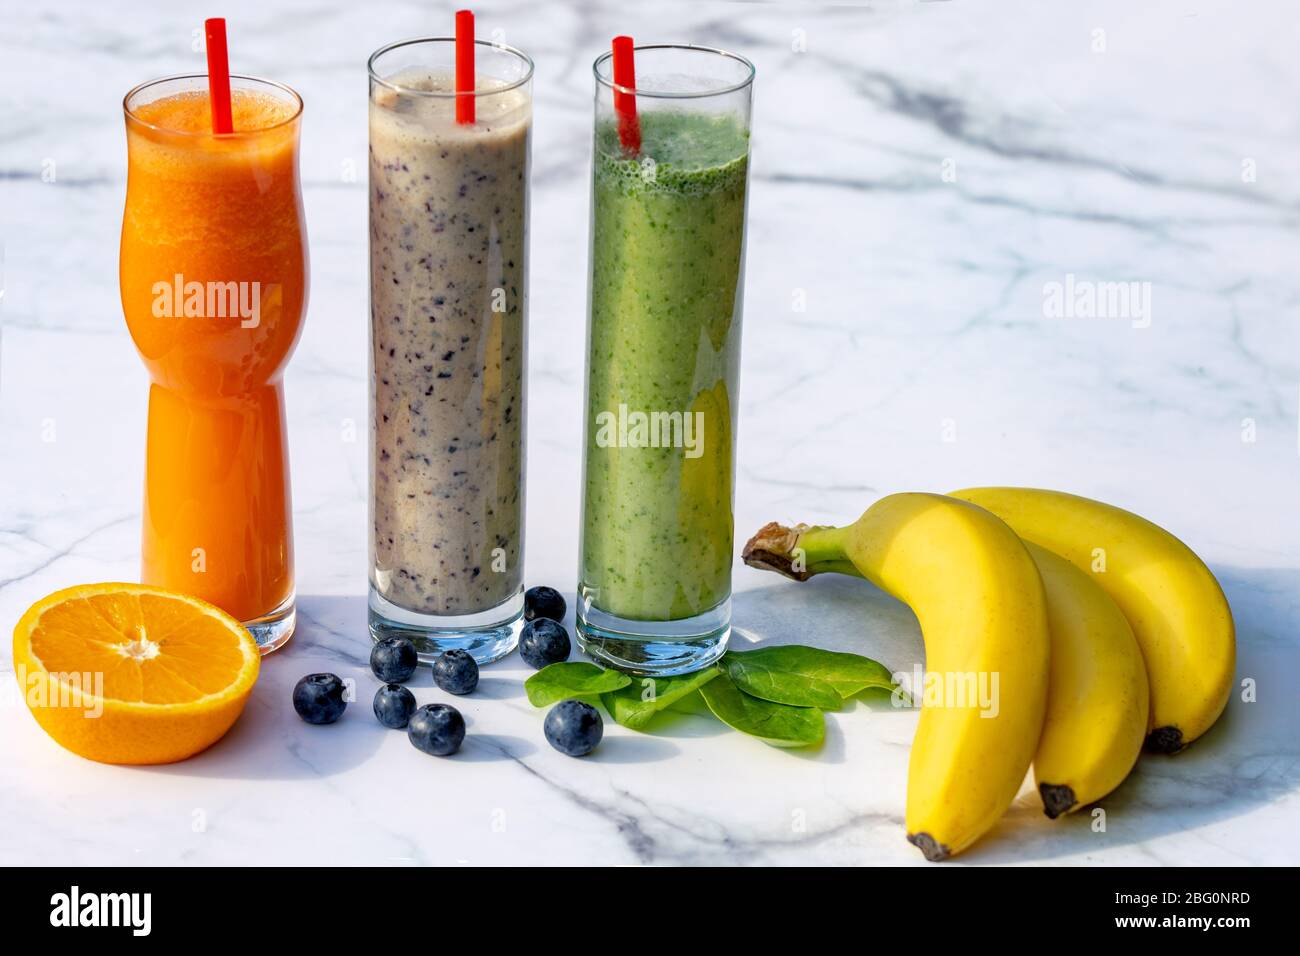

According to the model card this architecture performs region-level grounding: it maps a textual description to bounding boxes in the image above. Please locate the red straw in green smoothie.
[455,9,475,125]
[611,36,640,155]
[204,18,234,134]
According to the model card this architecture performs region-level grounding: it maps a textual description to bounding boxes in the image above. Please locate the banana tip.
[1145,726,1185,754]
[1038,783,1077,819]
[907,832,951,862]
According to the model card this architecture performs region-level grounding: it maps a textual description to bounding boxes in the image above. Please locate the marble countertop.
[2,0,1298,865]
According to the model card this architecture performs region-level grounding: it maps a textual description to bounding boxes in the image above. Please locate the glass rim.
[367,36,535,98]
[123,73,303,137]
[592,43,755,99]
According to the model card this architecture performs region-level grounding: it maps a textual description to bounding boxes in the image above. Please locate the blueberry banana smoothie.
[367,50,531,658]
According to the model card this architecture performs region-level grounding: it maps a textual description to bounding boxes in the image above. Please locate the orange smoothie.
[120,79,307,647]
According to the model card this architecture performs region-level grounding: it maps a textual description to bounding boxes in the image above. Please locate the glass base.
[245,593,296,655]
[576,597,730,676]
[368,586,523,665]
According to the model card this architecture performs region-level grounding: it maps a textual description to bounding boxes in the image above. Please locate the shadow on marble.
[136,672,385,782]
[585,734,681,764]
[139,594,393,781]
[732,575,925,674]
[738,566,1300,863]
[458,733,539,762]
[140,566,1297,856]
[787,719,849,765]
[469,676,528,702]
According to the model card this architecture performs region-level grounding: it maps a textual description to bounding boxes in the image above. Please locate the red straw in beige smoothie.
[455,9,475,125]
[204,18,234,134]
[611,36,640,155]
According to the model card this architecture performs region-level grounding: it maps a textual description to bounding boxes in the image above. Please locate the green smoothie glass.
[577,44,755,675]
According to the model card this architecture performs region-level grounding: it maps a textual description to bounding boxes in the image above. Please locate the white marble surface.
[2,0,1299,865]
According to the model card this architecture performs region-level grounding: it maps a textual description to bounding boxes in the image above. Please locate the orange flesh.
[27,593,247,704]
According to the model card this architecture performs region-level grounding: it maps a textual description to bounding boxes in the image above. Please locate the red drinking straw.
[455,9,475,125]
[204,18,234,134]
[611,35,640,155]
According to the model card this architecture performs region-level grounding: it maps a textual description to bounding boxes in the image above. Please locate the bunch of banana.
[741,487,1235,860]
[950,488,1236,756]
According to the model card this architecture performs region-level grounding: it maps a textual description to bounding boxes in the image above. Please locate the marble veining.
[1,0,1298,865]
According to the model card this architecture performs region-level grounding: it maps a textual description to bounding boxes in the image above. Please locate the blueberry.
[524,586,567,623]
[407,703,465,756]
[373,683,417,729]
[293,673,347,724]
[433,649,479,695]
[370,636,418,683]
[519,618,571,669]
[544,699,603,757]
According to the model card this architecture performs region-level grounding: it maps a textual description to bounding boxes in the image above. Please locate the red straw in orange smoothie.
[455,10,475,125]
[204,18,234,134]
[611,36,640,155]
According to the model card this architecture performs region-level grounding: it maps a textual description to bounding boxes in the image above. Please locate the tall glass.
[577,45,755,675]
[120,75,308,653]
[367,38,533,663]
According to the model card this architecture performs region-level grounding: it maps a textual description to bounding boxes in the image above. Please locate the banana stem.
[810,558,864,579]
[741,521,852,581]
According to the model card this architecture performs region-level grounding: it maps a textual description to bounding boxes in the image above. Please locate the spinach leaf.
[601,667,721,731]
[698,671,824,748]
[725,645,896,699]
[723,655,842,710]
[524,662,631,707]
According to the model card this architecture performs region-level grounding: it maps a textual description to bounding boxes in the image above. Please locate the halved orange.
[13,582,260,764]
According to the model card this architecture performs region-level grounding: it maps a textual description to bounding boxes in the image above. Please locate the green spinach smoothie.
[579,110,750,622]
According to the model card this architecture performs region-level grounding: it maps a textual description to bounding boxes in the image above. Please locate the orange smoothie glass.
[120,75,307,653]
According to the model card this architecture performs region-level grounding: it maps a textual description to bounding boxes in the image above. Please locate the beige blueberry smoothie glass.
[367,37,533,663]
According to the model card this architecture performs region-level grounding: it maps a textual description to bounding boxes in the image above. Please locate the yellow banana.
[950,487,1235,753]
[1024,542,1148,817]
[781,527,1149,819]
[743,493,1049,861]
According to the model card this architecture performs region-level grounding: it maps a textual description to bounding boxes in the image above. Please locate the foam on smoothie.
[371,68,530,132]
[594,110,749,195]
[131,89,296,134]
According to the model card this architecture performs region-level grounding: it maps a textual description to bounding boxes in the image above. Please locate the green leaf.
[725,645,897,699]
[698,671,824,748]
[665,689,712,717]
[723,655,842,710]
[601,667,721,731]
[525,662,631,707]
